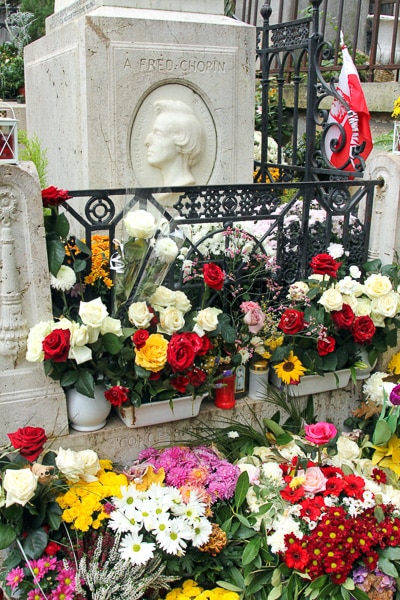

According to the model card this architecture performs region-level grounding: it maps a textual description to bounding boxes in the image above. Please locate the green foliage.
[0,42,25,99]
[18,129,48,187]
[19,0,55,42]
[254,79,292,143]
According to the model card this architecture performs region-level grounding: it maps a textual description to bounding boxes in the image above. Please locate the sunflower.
[274,351,307,384]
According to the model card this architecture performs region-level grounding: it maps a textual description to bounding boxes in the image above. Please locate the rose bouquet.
[25,296,126,397]
[257,249,400,385]
[102,276,238,407]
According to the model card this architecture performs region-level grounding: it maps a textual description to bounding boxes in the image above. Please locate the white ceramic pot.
[269,368,351,395]
[355,349,377,380]
[115,394,205,428]
[66,384,111,432]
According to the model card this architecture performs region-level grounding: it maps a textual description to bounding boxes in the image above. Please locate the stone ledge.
[60,381,361,466]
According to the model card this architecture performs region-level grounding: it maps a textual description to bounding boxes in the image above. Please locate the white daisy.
[50,265,76,291]
[119,532,155,566]
[108,508,141,534]
[190,518,213,547]
[156,519,192,554]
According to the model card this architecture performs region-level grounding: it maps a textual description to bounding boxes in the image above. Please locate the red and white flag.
[324,39,373,172]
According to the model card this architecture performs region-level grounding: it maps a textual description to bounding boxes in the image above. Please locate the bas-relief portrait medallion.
[129,83,217,189]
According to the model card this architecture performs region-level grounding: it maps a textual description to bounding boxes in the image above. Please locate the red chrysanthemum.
[283,541,309,570]
[371,467,387,484]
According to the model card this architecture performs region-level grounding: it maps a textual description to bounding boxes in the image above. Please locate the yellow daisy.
[274,351,306,384]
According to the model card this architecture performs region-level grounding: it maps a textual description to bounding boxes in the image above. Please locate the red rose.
[44,541,61,556]
[331,304,355,329]
[42,328,71,362]
[7,426,47,462]
[132,329,149,349]
[351,316,376,344]
[203,263,224,290]
[149,372,161,381]
[187,367,207,387]
[309,253,342,278]
[278,309,305,335]
[317,335,336,356]
[104,385,130,407]
[41,186,72,208]
[171,375,190,393]
[197,335,213,356]
[167,333,196,372]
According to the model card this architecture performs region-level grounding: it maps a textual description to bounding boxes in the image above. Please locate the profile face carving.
[145,99,204,187]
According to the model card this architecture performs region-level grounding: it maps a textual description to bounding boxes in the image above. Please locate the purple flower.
[390,384,400,405]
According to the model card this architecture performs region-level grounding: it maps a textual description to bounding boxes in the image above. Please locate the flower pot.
[269,368,351,395]
[355,349,377,380]
[115,394,206,428]
[214,374,236,409]
[66,384,111,432]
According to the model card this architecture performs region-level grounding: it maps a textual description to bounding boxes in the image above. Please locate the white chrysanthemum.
[119,532,156,566]
[261,462,284,484]
[191,518,213,547]
[327,242,344,259]
[108,508,141,533]
[50,265,76,291]
[362,371,389,405]
[335,276,362,296]
[154,237,179,263]
[267,515,303,553]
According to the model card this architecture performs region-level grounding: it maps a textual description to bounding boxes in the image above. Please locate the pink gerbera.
[6,566,25,590]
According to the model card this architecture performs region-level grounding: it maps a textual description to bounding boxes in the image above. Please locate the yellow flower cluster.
[392,96,400,120]
[57,460,128,531]
[388,352,400,375]
[84,234,113,289]
[162,580,240,600]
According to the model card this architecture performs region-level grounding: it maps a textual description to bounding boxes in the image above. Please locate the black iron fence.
[239,0,400,82]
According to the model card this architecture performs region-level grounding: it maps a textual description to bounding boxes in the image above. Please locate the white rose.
[149,286,176,308]
[371,311,386,327]
[336,436,360,461]
[364,274,393,298]
[193,307,221,335]
[154,237,179,263]
[70,322,90,347]
[101,316,123,336]
[79,298,108,327]
[350,265,362,279]
[354,297,372,316]
[287,281,309,300]
[158,307,186,334]
[55,448,85,482]
[318,288,343,312]
[128,302,153,328]
[69,345,92,364]
[3,469,38,507]
[341,294,358,312]
[173,291,192,313]
[124,209,157,239]
[371,292,399,319]
[77,450,101,482]
[26,321,53,362]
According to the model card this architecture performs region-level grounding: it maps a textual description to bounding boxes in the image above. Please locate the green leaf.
[102,333,124,354]
[73,258,87,273]
[60,369,79,388]
[263,418,292,442]
[349,588,373,600]
[47,238,66,276]
[0,524,17,549]
[23,528,48,560]
[75,370,95,397]
[234,471,249,508]
[55,212,70,238]
[215,581,244,593]
[381,546,400,560]
[46,501,62,531]
[372,419,393,446]
[378,556,399,577]
[75,238,91,255]
[242,536,261,565]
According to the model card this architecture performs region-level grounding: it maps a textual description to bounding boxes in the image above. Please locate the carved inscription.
[138,58,226,73]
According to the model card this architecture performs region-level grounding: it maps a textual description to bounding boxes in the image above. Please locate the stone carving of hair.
[153,99,204,167]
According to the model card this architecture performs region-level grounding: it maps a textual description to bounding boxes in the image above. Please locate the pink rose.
[243,307,266,334]
[301,467,327,494]
[304,422,337,446]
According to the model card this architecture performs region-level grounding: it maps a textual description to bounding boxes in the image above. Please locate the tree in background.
[19,0,54,41]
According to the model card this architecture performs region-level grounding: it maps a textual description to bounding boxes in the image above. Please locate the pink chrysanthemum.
[6,566,25,590]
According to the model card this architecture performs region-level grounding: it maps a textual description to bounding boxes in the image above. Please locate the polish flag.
[324,40,373,172]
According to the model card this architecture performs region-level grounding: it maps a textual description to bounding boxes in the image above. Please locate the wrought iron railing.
[240,0,400,82]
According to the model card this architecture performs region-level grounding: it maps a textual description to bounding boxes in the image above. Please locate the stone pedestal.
[0,162,68,440]
[24,2,255,192]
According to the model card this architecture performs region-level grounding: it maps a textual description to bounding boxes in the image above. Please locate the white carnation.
[50,265,76,291]
[154,237,179,263]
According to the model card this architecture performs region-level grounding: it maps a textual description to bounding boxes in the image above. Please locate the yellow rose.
[135,333,168,372]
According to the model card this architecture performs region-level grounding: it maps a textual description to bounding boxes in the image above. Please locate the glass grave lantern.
[0,103,18,163]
